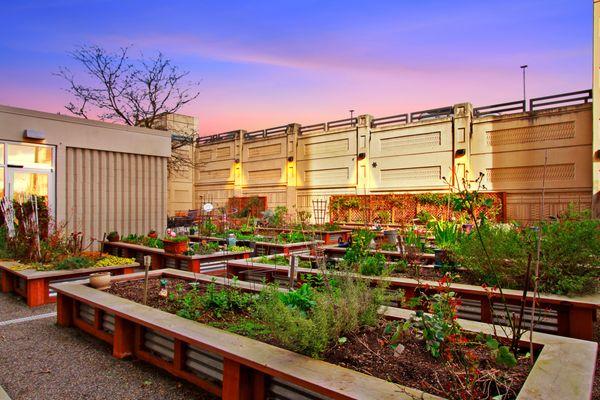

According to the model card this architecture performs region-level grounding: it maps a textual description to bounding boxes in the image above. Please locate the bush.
[254,274,390,358]
[358,254,387,276]
[537,216,599,296]
[54,256,94,270]
[454,223,528,289]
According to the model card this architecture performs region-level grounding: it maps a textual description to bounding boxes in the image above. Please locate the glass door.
[7,168,54,212]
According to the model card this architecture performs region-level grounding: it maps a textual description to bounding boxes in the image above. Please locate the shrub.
[358,254,387,276]
[54,256,94,270]
[254,274,390,358]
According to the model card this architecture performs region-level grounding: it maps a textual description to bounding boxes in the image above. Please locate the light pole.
[520,65,528,110]
[349,109,355,126]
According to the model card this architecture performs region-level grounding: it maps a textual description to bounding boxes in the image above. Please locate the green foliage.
[329,197,360,211]
[344,229,375,265]
[164,235,189,243]
[173,281,255,319]
[254,274,389,358]
[278,283,316,315]
[454,223,528,289]
[93,255,135,267]
[416,192,459,207]
[257,255,289,265]
[201,220,218,235]
[270,206,288,228]
[380,242,398,252]
[223,320,271,338]
[278,231,306,243]
[228,245,252,253]
[190,241,220,255]
[485,337,517,368]
[54,256,94,270]
[537,214,600,296]
[429,220,461,250]
[358,254,387,276]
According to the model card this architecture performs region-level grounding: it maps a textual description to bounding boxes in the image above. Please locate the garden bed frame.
[297,244,436,264]
[254,227,352,245]
[102,241,252,274]
[51,268,596,400]
[226,257,600,341]
[0,260,137,307]
[188,235,323,257]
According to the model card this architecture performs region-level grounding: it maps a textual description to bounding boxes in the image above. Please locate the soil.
[108,277,533,399]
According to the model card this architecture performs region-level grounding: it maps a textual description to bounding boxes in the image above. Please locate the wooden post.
[26,279,47,307]
[189,259,201,273]
[173,339,185,371]
[568,307,594,340]
[113,316,135,359]
[56,293,73,327]
[1,270,13,293]
[480,297,493,324]
[143,256,151,305]
[289,255,296,289]
[222,358,252,400]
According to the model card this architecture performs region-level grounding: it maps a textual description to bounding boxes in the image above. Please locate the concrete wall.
[152,113,197,216]
[0,104,171,244]
[195,100,594,225]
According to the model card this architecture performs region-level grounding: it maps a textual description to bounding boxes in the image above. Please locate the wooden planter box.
[254,227,352,245]
[0,261,138,307]
[102,241,252,275]
[298,245,436,264]
[227,258,600,341]
[51,268,596,400]
[253,240,323,256]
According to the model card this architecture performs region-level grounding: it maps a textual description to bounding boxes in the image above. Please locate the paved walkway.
[0,293,215,400]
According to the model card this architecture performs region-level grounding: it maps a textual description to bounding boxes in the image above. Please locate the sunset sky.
[0,0,592,135]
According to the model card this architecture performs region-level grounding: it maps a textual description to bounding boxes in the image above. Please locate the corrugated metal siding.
[66,147,167,246]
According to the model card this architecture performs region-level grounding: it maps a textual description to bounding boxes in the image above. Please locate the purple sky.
[0,0,592,135]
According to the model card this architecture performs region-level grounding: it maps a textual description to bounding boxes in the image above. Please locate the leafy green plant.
[430,220,461,250]
[54,256,94,270]
[485,336,517,368]
[278,283,316,315]
[344,229,375,265]
[257,255,289,265]
[358,254,387,276]
[278,231,306,243]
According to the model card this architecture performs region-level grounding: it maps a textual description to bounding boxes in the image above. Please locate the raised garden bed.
[102,241,252,275]
[227,257,600,341]
[254,227,352,245]
[51,268,596,400]
[298,244,436,264]
[0,260,137,307]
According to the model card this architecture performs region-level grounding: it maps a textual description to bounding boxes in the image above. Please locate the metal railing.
[529,89,592,112]
[197,131,238,145]
[371,113,408,127]
[299,122,326,134]
[474,100,526,117]
[326,117,357,130]
[410,106,453,122]
[244,124,287,140]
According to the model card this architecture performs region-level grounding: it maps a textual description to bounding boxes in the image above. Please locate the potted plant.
[148,230,158,239]
[106,231,120,242]
[163,229,189,255]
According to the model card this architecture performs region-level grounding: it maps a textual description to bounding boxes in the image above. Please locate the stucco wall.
[0,104,171,243]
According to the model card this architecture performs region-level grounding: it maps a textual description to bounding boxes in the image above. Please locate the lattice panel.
[486,164,575,183]
[486,122,575,146]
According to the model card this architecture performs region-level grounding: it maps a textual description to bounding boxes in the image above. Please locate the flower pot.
[163,240,189,255]
[383,229,398,245]
[148,231,158,239]
[89,272,111,290]
[107,233,120,242]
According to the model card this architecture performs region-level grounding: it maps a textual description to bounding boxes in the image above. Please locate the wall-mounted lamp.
[455,149,466,158]
[24,129,45,140]
[287,156,294,162]
[595,150,600,160]
[234,158,240,163]
[357,152,366,161]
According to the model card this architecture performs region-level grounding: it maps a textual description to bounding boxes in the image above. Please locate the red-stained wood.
[113,315,134,359]
[26,279,47,307]
[56,293,74,327]
[568,307,595,340]
[1,270,13,292]
[189,259,201,273]
[222,358,252,400]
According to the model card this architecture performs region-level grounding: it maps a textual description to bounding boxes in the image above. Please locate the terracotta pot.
[163,240,189,255]
[148,231,158,239]
[89,272,111,290]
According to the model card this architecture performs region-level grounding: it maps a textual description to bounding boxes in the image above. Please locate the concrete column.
[452,103,473,187]
[286,123,300,215]
[593,0,600,217]
[233,130,246,198]
[356,114,373,194]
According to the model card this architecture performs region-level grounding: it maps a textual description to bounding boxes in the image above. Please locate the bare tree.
[56,44,201,173]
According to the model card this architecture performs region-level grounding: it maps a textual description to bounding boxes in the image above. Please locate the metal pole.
[349,109,355,126]
[521,65,528,110]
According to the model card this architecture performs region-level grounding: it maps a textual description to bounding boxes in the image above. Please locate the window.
[7,144,52,169]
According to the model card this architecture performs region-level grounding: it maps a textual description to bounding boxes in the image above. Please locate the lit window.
[7,144,52,169]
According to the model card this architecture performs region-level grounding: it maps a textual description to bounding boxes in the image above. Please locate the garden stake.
[143,255,151,305]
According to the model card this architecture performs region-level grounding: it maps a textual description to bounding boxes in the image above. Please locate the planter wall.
[226,258,600,341]
[51,269,596,400]
[0,261,138,307]
[102,241,252,275]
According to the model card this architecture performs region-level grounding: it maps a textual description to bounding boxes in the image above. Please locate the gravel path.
[0,294,216,400]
